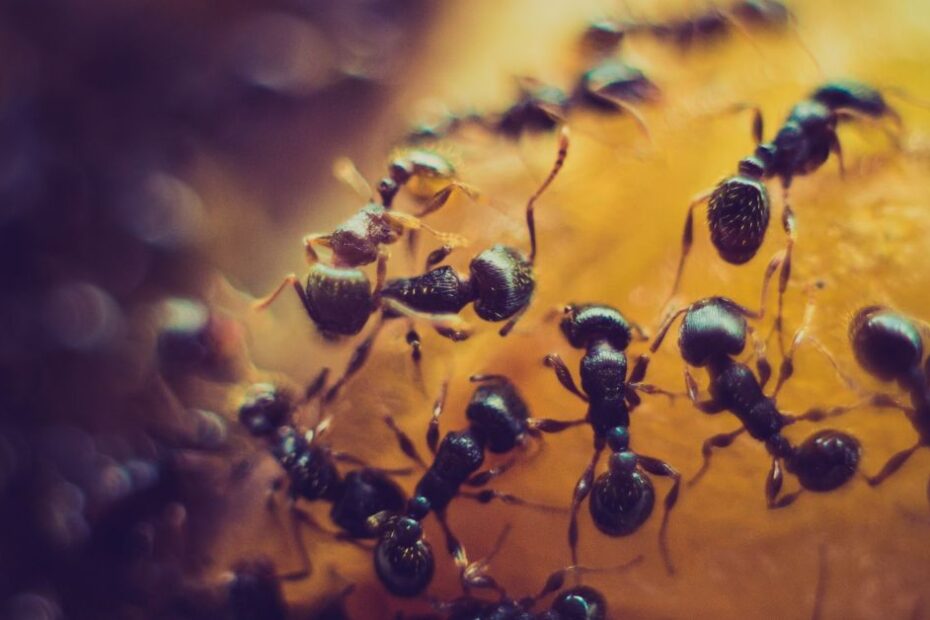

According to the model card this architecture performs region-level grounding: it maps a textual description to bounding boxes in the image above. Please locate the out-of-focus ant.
[580,0,792,56]
[236,380,411,579]
[645,295,868,508]
[407,525,642,620]
[542,304,682,573]
[379,129,569,344]
[848,306,930,506]
[372,377,571,597]
[409,62,655,143]
[665,80,907,353]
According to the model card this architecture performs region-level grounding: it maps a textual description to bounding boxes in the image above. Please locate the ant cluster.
[155,2,930,617]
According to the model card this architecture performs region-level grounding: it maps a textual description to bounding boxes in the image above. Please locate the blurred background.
[2,0,930,618]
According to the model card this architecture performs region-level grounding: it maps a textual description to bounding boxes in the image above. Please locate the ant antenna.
[333,157,373,200]
[527,126,570,263]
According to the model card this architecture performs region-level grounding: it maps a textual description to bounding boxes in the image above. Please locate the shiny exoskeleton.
[848,306,930,506]
[380,129,569,340]
[543,303,681,573]
[237,382,407,579]
[580,0,791,56]
[373,377,570,597]
[666,79,903,353]
[648,297,863,508]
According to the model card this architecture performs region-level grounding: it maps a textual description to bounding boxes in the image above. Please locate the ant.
[371,376,574,597]
[848,306,930,506]
[581,1,792,56]
[542,303,682,574]
[378,128,569,342]
[665,79,906,354]
[408,60,655,143]
[643,295,866,508]
[236,380,410,577]
[412,525,642,620]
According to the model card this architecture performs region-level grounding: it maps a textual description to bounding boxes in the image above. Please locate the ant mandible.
[848,306,930,507]
[237,380,411,579]
[665,79,905,354]
[371,376,573,597]
[645,294,867,508]
[378,128,569,342]
[542,303,682,574]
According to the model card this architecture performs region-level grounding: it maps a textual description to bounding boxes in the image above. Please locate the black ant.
[581,0,792,56]
[408,60,655,143]
[412,525,642,620]
[542,303,682,574]
[378,128,569,343]
[848,306,930,506]
[371,377,573,597]
[236,380,410,578]
[644,295,866,508]
[665,79,906,354]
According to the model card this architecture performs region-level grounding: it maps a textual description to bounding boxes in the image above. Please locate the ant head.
[732,0,790,26]
[789,430,861,492]
[560,304,633,350]
[469,245,534,322]
[304,263,374,337]
[707,175,770,265]
[679,297,748,367]
[238,383,292,437]
[499,81,567,138]
[329,470,406,539]
[228,557,287,620]
[580,19,625,57]
[373,516,435,597]
[810,80,889,117]
[389,149,456,199]
[466,377,530,454]
[577,59,658,110]
[548,586,608,620]
[849,306,923,382]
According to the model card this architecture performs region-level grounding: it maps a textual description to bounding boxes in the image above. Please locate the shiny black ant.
[645,295,866,508]
[848,306,930,506]
[665,79,906,354]
[379,129,569,344]
[542,303,682,574]
[581,0,792,56]
[236,380,410,578]
[371,377,573,597]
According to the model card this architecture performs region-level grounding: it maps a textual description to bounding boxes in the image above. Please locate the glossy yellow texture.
[204,0,930,617]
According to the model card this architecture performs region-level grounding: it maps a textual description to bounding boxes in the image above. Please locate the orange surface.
[194,1,930,617]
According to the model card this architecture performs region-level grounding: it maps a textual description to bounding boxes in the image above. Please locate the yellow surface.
[196,1,930,617]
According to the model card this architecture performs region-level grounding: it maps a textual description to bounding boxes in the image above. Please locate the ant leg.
[322,318,387,404]
[302,368,331,403]
[765,457,786,508]
[829,131,846,179]
[499,304,531,337]
[771,283,817,400]
[380,297,472,341]
[866,442,923,486]
[302,233,332,264]
[252,274,311,314]
[406,324,422,365]
[689,427,747,486]
[465,458,517,487]
[426,381,449,455]
[543,353,589,402]
[527,417,588,433]
[772,183,797,358]
[278,503,313,581]
[425,244,455,270]
[747,323,772,389]
[434,509,470,587]
[469,374,510,384]
[628,382,684,400]
[662,191,712,311]
[524,556,644,608]
[291,504,373,551]
[382,416,429,470]
[637,455,681,575]
[685,368,726,414]
[416,182,481,218]
[460,524,511,596]
[718,102,765,145]
[568,442,605,570]
[460,488,567,513]
[372,249,389,302]
[783,393,913,425]
[527,126,571,263]
[383,211,468,249]
[582,92,652,143]
[329,451,415,476]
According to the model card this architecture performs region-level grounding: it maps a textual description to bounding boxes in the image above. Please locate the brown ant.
[664,80,907,354]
